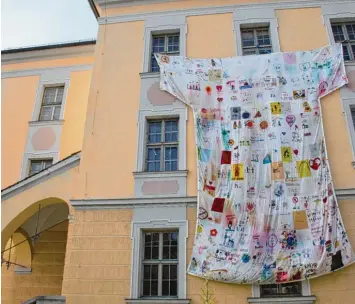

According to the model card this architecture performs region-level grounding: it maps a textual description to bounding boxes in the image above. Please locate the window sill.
[133,170,188,178]
[28,119,64,126]
[125,299,190,304]
[248,296,316,304]
[140,72,160,79]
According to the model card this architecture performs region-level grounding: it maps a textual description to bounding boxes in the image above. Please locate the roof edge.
[88,0,100,18]
[1,40,96,54]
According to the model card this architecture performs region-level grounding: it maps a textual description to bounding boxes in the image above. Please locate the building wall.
[1,221,68,304]
[1,55,93,189]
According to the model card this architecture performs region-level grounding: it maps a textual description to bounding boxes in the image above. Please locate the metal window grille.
[141,231,178,297]
[241,27,272,55]
[150,33,180,72]
[260,282,302,297]
[29,159,53,176]
[331,22,355,61]
[38,86,64,121]
[146,119,178,172]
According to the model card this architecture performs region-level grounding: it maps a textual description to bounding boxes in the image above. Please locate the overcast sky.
[1,0,98,50]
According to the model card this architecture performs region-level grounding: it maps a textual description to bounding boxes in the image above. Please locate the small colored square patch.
[297,160,312,178]
[221,151,232,164]
[211,197,225,213]
[199,148,212,163]
[208,69,222,81]
[270,102,281,115]
[231,164,244,180]
[293,210,308,230]
[271,162,285,180]
[281,146,292,163]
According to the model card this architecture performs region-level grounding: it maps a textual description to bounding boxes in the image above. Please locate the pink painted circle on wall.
[346,70,355,92]
[31,127,56,151]
[147,82,176,106]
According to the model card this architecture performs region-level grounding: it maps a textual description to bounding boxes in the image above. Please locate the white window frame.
[150,32,181,72]
[142,15,187,73]
[31,79,70,123]
[141,230,179,297]
[329,21,355,61]
[233,7,280,56]
[343,99,355,162]
[28,158,53,176]
[145,118,179,172]
[21,152,59,179]
[240,26,273,56]
[136,109,187,173]
[38,86,65,121]
[249,281,315,304]
[130,220,188,300]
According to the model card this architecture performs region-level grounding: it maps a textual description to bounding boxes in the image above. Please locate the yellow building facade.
[2,0,355,303]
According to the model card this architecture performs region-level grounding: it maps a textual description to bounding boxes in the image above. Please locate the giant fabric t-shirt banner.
[156,44,355,284]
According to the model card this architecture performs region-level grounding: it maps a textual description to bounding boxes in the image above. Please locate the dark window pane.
[170,280,177,296]
[148,121,162,143]
[332,25,345,42]
[151,280,158,296]
[261,284,278,296]
[151,265,158,279]
[343,45,351,61]
[151,56,160,72]
[165,120,178,142]
[352,45,355,58]
[39,106,52,121]
[162,281,170,296]
[44,159,53,168]
[346,24,355,40]
[152,232,160,244]
[163,265,169,280]
[243,48,257,55]
[170,265,177,280]
[163,246,169,259]
[165,147,178,161]
[259,47,272,54]
[143,281,150,296]
[171,232,178,245]
[170,246,178,259]
[144,246,151,259]
[53,106,61,120]
[256,28,270,46]
[152,246,159,259]
[351,106,355,131]
[145,233,152,244]
[242,30,255,47]
[261,282,301,297]
[143,265,150,279]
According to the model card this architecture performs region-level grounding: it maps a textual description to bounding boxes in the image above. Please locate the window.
[38,86,64,121]
[28,159,53,176]
[142,231,178,297]
[331,22,355,61]
[146,119,178,172]
[150,33,180,72]
[260,282,302,297]
[241,27,272,55]
[351,105,355,131]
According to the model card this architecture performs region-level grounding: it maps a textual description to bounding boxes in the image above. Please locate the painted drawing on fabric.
[156,44,355,284]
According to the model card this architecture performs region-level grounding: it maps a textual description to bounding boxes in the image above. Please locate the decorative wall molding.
[97,0,354,25]
[1,64,93,79]
[1,152,81,200]
[70,188,355,209]
[71,195,197,209]
[1,43,95,64]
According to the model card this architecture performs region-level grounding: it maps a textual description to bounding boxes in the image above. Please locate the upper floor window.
[38,86,64,121]
[142,231,178,297]
[331,22,355,61]
[260,282,302,297]
[241,26,272,55]
[351,105,355,131]
[151,33,180,72]
[146,119,178,172]
[29,159,53,176]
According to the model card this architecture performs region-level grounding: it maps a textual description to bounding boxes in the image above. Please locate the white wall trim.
[130,219,188,299]
[142,15,187,72]
[97,0,354,25]
[341,98,355,160]
[71,196,197,209]
[1,152,81,200]
[1,64,93,79]
[233,7,280,56]
[70,188,355,209]
[1,44,95,64]
[20,152,59,180]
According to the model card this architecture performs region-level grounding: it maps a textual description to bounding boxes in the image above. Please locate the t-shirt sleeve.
[156,54,203,109]
[314,43,348,98]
